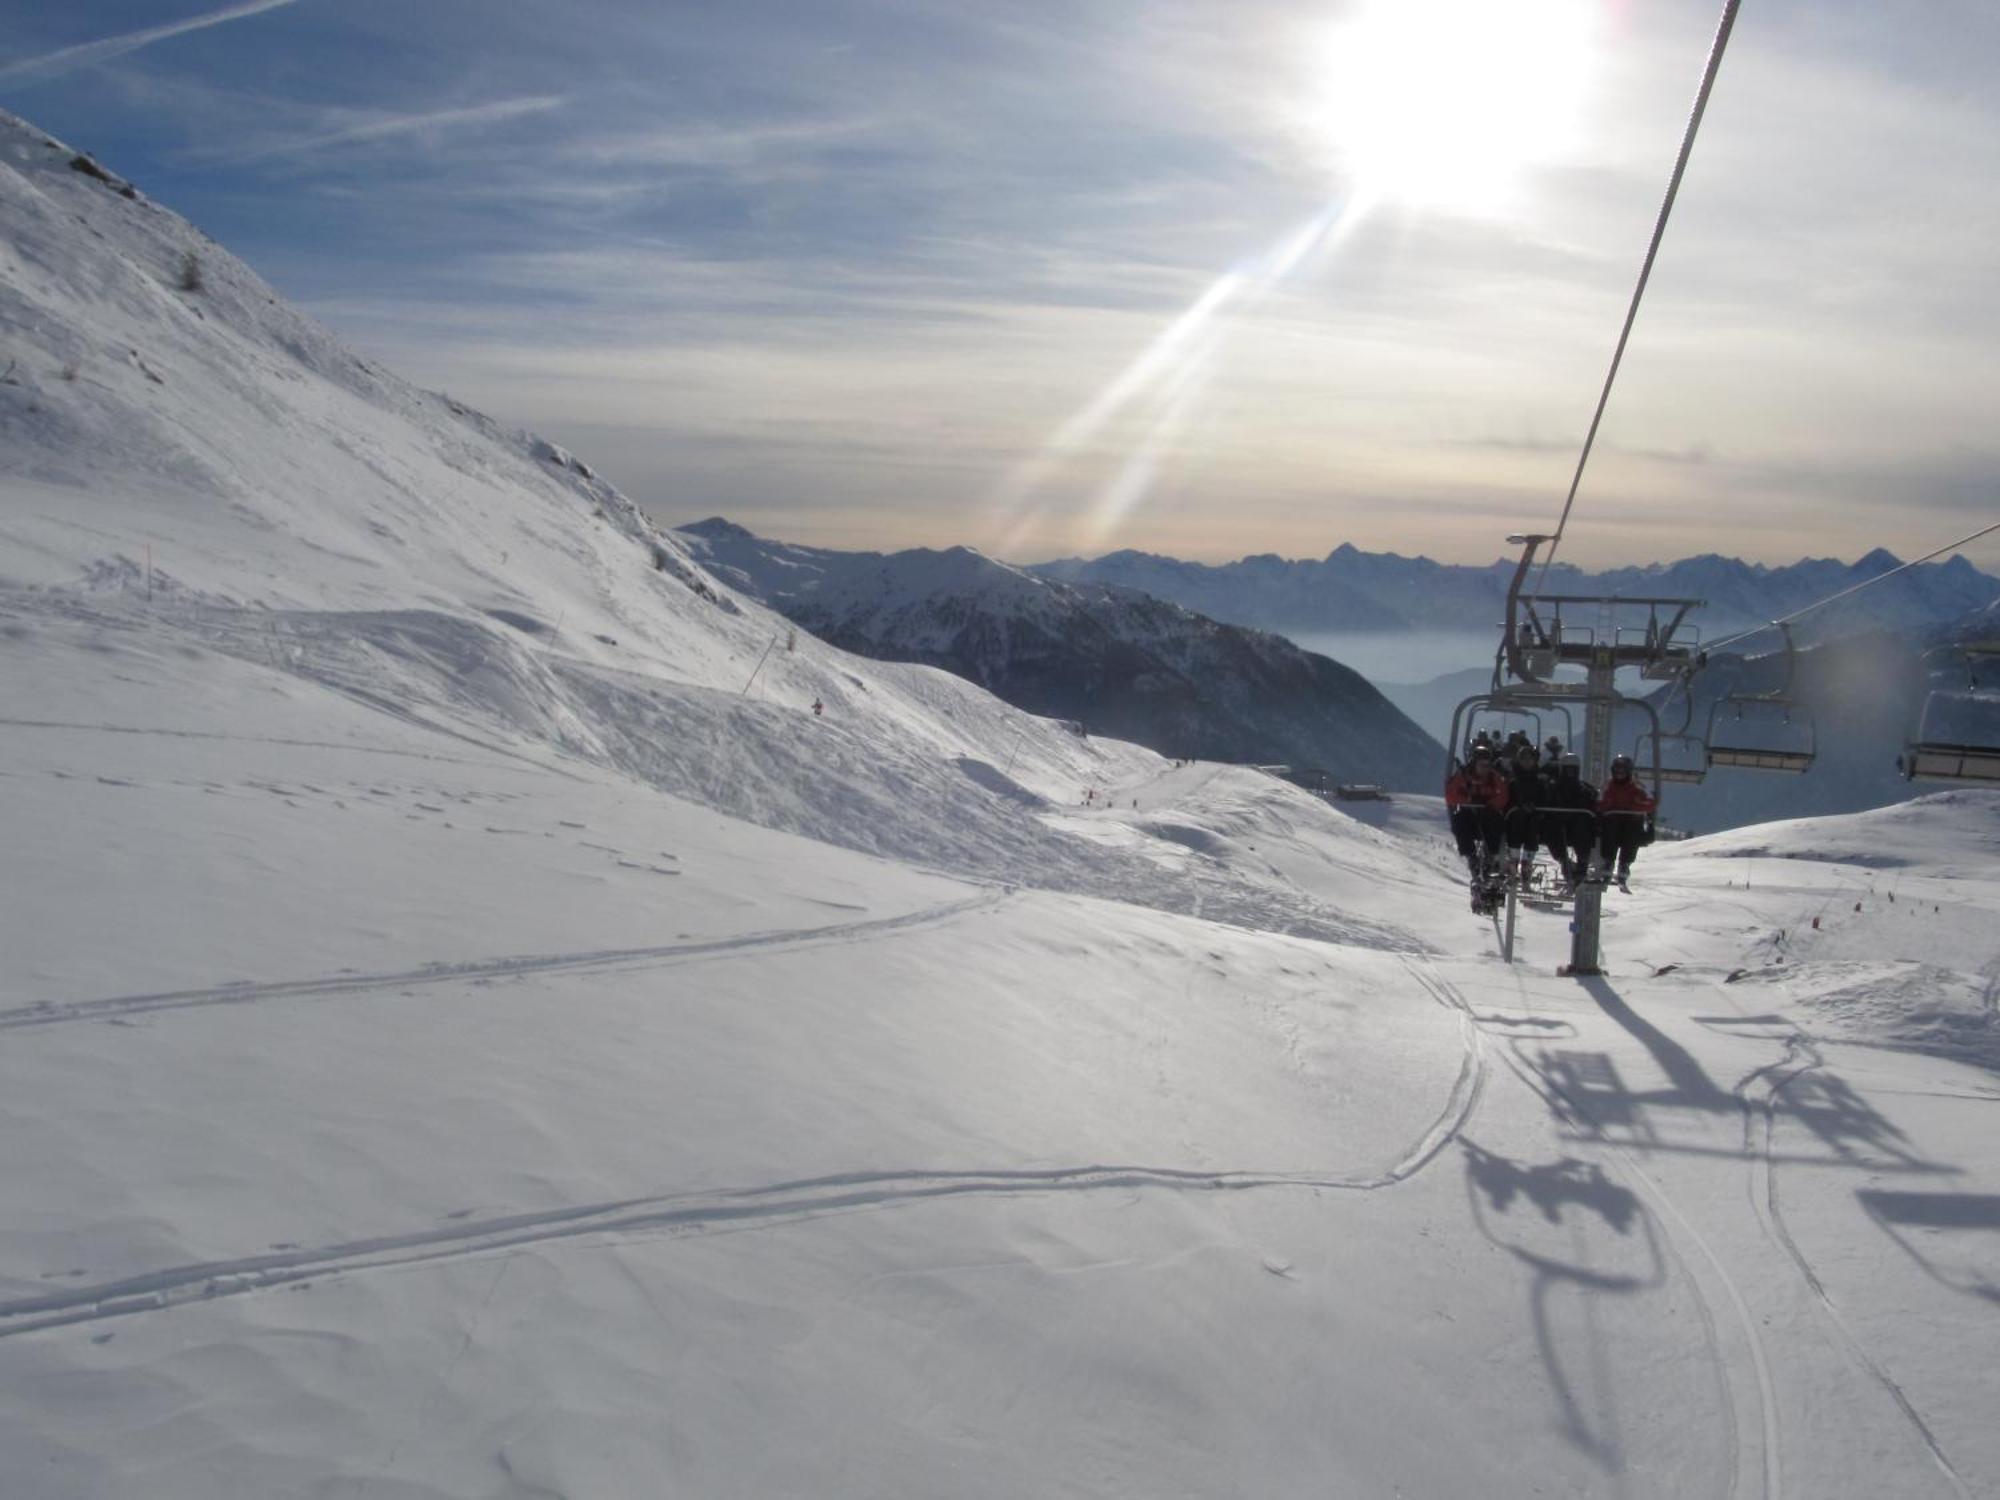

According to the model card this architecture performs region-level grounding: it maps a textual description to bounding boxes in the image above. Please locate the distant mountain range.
[675,519,1443,789]
[1029,545,2000,644]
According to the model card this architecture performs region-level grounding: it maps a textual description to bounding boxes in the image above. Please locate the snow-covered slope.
[677,517,1443,789]
[4,109,1999,1500]
[1,109,1427,935]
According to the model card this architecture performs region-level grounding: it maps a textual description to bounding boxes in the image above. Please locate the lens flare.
[992,197,1367,557]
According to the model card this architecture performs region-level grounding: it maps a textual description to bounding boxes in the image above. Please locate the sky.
[3,0,1998,570]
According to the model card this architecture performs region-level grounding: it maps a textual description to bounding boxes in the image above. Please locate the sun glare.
[1311,0,1597,212]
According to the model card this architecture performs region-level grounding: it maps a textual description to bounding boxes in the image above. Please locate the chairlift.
[1464,707,1541,758]
[1639,730,1709,783]
[1898,648,2000,784]
[1706,623,1815,774]
[1636,677,1707,784]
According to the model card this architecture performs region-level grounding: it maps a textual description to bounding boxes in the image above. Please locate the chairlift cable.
[1704,516,2000,656]
[1531,0,1743,595]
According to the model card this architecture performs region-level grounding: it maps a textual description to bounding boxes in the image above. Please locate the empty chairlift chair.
[1638,728,1709,784]
[1636,685,1706,784]
[1708,699,1815,773]
[1899,647,2000,784]
[1706,624,1815,774]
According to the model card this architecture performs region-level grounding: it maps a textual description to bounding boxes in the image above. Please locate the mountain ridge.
[676,518,1444,788]
[1027,543,2000,641]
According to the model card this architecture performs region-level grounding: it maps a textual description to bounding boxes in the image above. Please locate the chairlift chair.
[1900,742,2000,783]
[1898,676,2000,785]
[1706,623,1815,774]
[1638,729,1708,784]
[1466,708,1542,757]
[1636,675,1706,784]
[1707,702,1815,772]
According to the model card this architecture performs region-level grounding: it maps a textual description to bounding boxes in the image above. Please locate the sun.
[1309,0,1599,213]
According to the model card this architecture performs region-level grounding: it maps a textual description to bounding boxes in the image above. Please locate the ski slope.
[4,108,1999,1498]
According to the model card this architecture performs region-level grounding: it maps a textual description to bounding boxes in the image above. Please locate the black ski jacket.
[1543,772,1597,811]
[1506,765,1545,811]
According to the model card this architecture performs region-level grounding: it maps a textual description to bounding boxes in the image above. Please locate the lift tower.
[1447,535,1705,975]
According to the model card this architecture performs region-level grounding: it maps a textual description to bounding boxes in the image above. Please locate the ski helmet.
[1610,753,1633,777]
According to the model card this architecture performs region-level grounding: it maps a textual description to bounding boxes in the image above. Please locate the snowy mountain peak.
[680,515,757,541]
[1031,539,1999,640]
[7,102,1437,924]
[0,105,735,640]
[675,520,1443,783]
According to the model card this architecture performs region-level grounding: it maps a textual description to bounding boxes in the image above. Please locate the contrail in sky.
[214,97,569,163]
[0,0,306,83]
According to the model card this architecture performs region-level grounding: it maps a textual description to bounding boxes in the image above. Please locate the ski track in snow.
[1487,1022,1780,1500]
[1485,968,1983,1500]
[0,716,517,770]
[0,958,1486,1342]
[0,891,1013,1032]
[7,590,1429,955]
[1741,1043,1974,1499]
[8,117,1999,1495]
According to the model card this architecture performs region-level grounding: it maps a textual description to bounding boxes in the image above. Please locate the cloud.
[554,114,893,173]
[203,94,567,163]
[0,0,306,83]
[32,0,1989,568]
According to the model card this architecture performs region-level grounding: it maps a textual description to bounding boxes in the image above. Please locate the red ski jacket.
[1446,765,1510,812]
[1597,777,1657,815]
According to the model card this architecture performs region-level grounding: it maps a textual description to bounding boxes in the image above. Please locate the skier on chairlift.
[1596,753,1657,890]
[1502,742,1546,885]
[1542,752,1598,889]
[1445,744,1508,906]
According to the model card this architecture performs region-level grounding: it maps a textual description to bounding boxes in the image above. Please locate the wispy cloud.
[556,114,892,173]
[20,0,1997,567]
[0,0,305,83]
[207,95,567,164]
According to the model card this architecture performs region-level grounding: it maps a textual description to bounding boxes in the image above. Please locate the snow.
[3,107,1999,1498]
